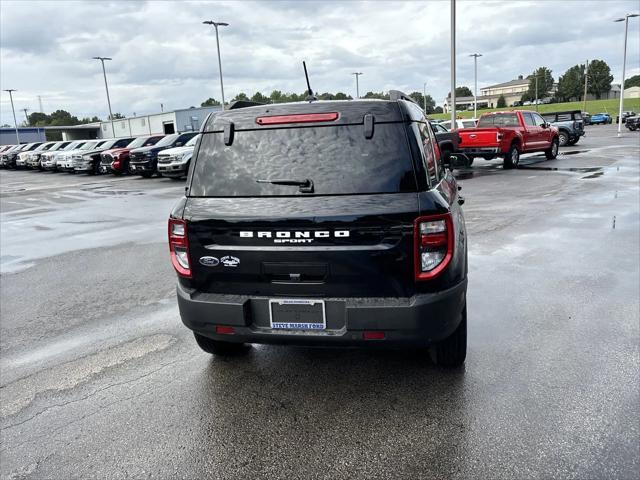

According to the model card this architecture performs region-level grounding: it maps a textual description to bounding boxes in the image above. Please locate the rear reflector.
[215,326,235,335]
[363,331,385,340]
[256,112,339,125]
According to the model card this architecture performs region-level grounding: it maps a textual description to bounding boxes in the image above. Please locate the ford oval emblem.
[199,256,220,267]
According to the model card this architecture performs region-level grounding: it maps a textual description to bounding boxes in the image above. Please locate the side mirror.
[542,122,549,129]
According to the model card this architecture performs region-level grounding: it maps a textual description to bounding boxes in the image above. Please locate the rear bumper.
[158,162,188,176]
[459,147,500,155]
[177,279,467,347]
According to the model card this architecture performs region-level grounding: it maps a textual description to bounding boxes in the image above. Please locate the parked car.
[589,113,612,125]
[26,141,69,169]
[8,142,43,168]
[440,119,477,130]
[99,135,164,175]
[42,141,87,171]
[616,111,637,124]
[430,122,460,165]
[130,132,198,178]
[73,137,134,174]
[57,140,105,172]
[457,110,559,169]
[626,115,640,131]
[157,134,200,179]
[541,110,585,146]
[169,92,468,366]
[0,144,26,167]
[0,144,16,155]
[18,142,55,168]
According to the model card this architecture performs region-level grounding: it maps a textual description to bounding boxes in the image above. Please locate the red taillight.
[363,331,385,340]
[215,326,235,335]
[414,213,454,281]
[255,112,339,125]
[168,218,191,278]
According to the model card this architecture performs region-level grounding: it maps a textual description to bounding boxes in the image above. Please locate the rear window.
[190,124,416,197]
[477,113,519,127]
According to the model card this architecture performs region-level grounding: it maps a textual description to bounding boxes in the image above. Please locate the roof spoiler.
[228,100,266,110]
[389,90,418,105]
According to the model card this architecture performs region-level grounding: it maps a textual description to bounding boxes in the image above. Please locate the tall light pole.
[352,72,363,99]
[3,89,20,144]
[469,53,482,118]
[535,73,539,112]
[450,0,457,129]
[92,56,115,137]
[614,13,639,137]
[22,108,29,126]
[423,82,427,113]
[583,59,589,114]
[203,21,229,110]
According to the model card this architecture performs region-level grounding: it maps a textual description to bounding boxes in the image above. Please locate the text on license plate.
[269,299,326,330]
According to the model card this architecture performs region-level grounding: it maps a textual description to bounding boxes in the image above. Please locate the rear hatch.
[183,103,421,298]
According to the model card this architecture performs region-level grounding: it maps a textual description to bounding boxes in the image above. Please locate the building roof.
[43,123,101,130]
[482,78,530,90]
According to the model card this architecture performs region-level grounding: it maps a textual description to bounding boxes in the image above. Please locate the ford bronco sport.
[169,93,468,366]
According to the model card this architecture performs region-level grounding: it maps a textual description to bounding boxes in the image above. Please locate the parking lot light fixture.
[352,72,363,99]
[450,0,457,130]
[92,56,115,137]
[423,82,427,112]
[203,21,229,110]
[3,89,20,144]
[469,53,482,118]
[614,13,639,137]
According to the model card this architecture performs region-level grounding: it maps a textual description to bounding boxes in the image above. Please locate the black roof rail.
[228,100,266,110]
[388,90,418,105]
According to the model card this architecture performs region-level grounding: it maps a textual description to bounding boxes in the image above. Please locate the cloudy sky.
[1,0,639,123]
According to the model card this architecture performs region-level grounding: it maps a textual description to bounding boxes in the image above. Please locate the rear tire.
[140,172,153,178]
[429,305,467,367]
[194,332,251,356]
[545,138,559,160]
[503,143,520,169]
[558,131,569,146]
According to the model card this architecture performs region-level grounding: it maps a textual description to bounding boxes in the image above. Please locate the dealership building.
[40,106,222,142]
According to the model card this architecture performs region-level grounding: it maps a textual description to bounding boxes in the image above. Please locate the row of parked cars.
[0,131,199,179]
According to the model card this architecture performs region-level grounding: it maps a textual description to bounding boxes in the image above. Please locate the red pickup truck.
[457,110,559,169]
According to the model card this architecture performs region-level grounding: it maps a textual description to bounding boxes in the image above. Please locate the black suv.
[169,93,468,366]
[129,132,197,178]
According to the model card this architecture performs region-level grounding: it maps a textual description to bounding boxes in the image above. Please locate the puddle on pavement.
[79,185,146,196]
[581,171,604,179]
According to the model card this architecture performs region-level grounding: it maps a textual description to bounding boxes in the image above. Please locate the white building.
[98,106,221,139]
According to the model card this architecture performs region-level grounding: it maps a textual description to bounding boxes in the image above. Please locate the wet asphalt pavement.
[1,124,638,479]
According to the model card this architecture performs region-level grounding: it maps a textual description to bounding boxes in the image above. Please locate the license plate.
[269,299,326,330]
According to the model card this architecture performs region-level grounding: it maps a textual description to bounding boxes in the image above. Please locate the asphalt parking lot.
[1,124,638,479]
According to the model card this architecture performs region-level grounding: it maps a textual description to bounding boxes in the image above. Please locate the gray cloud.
[1,0,639,124]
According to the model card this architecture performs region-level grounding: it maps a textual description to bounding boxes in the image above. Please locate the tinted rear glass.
[190,124,416,197]
[477,113,519,127]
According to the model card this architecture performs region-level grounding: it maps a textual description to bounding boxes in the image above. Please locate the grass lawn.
[430,98,640,120]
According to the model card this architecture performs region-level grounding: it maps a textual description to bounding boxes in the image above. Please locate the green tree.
[201,97,221,107]
[447,86,473,98]
[587,59,613,99]
[434,106,443,114]
[556,64,585,102]
[269,90,284,103]
[408,91,436,113]
[250,92,269,104]
[111,113,125,119]
[231,92,249,102]
[624,74,640,89]
[527,67,554,99]
[334,92,351,100]
[496,95,507,108]
[28,112,50,126]
[363,91,389,100]
[48,110,81,126]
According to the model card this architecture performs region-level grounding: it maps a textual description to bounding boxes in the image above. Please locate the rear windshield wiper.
[256,178,314,193]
